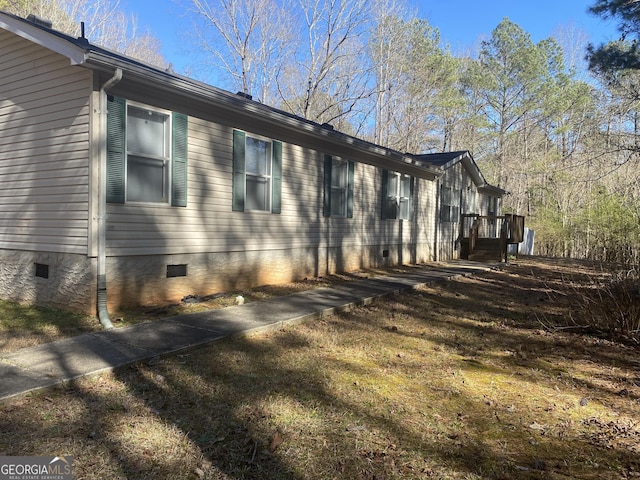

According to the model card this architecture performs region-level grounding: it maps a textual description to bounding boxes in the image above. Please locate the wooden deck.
[460,214,525,262]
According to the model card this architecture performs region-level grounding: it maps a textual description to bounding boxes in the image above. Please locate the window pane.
[452,206,460,223]
[127,155,167,202]
[127,107,168,157]
[386,197,398,219]
[442,186,452,205]
[246,137,270,175]
[400,175,411,197]
[399,198,409,220]
[441,206,451,223]
[330,159,349,217]
[331,160,348,188]
[246,175,269,211]
[389,172,399,196]
[331,188,346,216]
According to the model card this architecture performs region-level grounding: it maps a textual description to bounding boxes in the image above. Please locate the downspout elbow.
[97,68,122,330]
[97,274,112,329]
[102,68,122,92]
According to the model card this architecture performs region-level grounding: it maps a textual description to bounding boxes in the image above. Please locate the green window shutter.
[232,130,246,212]
[346,160,354,218]
[440,184,450,223]
[106,95,126,204]
[440,184,445,222]
[381,169,388,220]
[271,140,282,214]
[408,176,415,220]
[171,112,188,207]
[323,154,332,217]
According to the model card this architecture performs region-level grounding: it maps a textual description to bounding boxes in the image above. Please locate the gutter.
[2,11,440,179]
[96,67,122,329]
[82,52,440,180]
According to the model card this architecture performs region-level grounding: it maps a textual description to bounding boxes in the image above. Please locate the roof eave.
[416,151,486,185]
[458,152,487,186]
[478,184,507,196]
[0,11,439,179]
[84,52,440,179]
[0,12,87,65]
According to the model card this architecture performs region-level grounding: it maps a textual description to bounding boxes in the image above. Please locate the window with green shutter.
[106,96,188,206]
[232,130,282,213]
[382,170,414,220]
[323,155,354,218]
[440,184,460,223]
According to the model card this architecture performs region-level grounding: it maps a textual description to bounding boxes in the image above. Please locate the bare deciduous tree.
[276,0,375,127]
[368,2,413,148]
[187,0,292,103]
[368,8,456,153]
[1,0,167,66]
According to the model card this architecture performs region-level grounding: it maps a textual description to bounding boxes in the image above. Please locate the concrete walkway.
[0,261,496,402]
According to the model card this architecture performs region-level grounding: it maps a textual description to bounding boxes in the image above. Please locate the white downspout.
[97,68,122,329]
[434,178,440,262]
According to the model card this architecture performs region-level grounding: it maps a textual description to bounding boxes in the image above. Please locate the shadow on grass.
[1,257,639,478]
[0,300,98,352]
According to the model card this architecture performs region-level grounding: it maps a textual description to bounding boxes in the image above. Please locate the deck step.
[469,253,502,262]
[468,238,503,262]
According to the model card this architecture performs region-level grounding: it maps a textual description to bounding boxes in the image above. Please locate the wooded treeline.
[3,0,640,263]
[184,0,640,264]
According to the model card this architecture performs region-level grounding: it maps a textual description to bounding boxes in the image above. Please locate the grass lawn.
[0,300,100,351]
[0,257,639,479]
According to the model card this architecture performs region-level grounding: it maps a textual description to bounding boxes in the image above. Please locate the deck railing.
[461,214,525,242]
[461,214,525,261]
[461,215,503,239]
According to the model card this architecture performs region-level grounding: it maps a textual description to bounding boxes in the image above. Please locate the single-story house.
[0,11,504,324]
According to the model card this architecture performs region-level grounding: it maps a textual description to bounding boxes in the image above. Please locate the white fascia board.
[478,184,507,196]
[460,154,487,186]
[440,151,486,187]
[0,13,87,65]
[441,152,468,171]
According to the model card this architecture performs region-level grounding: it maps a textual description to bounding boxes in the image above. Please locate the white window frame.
[440,185,461,223]
[125,101,172,205]
[388,172,412,220]
[330,158,349,218]
[467,185,477,213]
[244,134,273,212]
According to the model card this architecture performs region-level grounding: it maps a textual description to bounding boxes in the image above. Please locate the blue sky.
[120,0,619,79]
[420,1,617,48]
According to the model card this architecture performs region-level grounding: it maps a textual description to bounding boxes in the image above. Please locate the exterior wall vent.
[382,249,390,258]
[26,14,53,29]
[35,263,49,279]
[167,264,187,278]
[77,21,89,44]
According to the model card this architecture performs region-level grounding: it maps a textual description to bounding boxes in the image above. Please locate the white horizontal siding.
[0,30,92,254]
[436,162,484,260]
[106,113,438,259]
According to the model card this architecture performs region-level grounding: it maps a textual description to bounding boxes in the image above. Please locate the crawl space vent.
[35,263,49,279]
[167,264,187,278]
